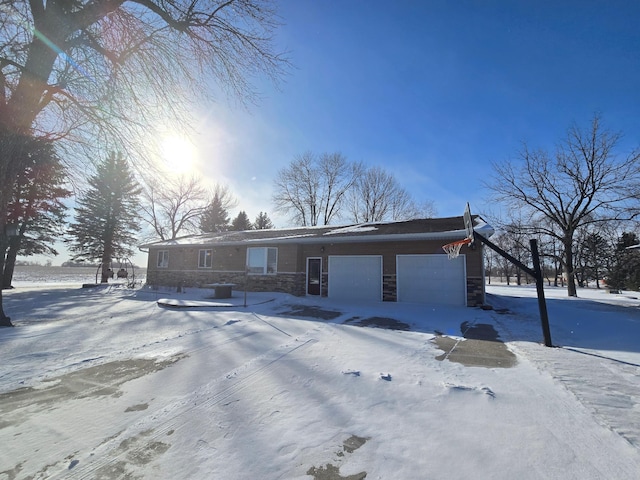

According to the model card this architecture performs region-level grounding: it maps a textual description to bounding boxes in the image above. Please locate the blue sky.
[192,0,640,225]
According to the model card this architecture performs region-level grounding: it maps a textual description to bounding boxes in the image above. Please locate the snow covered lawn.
[1,283,639,479]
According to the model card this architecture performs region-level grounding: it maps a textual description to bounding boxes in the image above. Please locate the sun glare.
[160,135,198,174]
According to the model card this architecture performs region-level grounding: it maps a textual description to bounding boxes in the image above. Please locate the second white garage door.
[328,255,382,302]
[397,254,466,306]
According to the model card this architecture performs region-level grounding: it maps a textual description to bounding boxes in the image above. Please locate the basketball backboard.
[463,202,474,244]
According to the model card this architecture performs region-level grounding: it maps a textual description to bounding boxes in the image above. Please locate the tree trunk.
[564,240,578,297]
[0,234,14,326]
[101,243,114,283]
[101,258,112,283]
[2,236,20,289]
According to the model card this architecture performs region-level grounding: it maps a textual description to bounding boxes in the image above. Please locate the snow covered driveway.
[0,284,639,479]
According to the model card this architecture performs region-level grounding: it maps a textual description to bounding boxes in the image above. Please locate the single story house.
[141,215,494,307]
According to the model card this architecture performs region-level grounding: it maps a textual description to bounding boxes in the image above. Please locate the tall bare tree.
[349,166,435,223]
[140,175,208,240]
[487,115,640,297]
[273,152,362,226]
[0,0,287,324]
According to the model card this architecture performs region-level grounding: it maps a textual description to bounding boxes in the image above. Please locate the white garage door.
[397,254,466,306]
[328,256,382,302]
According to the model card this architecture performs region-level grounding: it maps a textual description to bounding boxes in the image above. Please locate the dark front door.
[307,258,321,295]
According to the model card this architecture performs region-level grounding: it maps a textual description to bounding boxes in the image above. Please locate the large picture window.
[157,250,169,268]
[198,249,213,268]
[247,247,277,275]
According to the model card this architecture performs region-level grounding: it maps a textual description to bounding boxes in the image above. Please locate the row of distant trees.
[485,228,640,292]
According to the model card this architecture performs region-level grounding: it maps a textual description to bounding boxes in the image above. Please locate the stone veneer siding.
[147,269,484,307]
[147,269,306,296]
[466,277,485,306]
[383,274,397,302]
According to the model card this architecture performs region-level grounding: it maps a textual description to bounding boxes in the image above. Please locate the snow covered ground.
[0,278,639,479]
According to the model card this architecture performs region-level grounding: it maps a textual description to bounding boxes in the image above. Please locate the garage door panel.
[397,254,466,306]
[328,256,382,301]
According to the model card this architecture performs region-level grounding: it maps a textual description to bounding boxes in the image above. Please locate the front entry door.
[307,258,322,295]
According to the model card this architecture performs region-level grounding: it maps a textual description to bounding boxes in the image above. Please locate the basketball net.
[442,237,472,259]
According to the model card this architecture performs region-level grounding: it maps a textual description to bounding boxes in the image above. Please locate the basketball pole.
[474,231,553,347]
[529,239,553,347]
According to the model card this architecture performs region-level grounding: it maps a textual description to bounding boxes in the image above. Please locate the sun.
[159,135,198,174]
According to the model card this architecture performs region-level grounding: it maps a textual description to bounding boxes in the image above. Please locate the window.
[198,249,213,268]
[247,247,277,275]
[157,250,169,268]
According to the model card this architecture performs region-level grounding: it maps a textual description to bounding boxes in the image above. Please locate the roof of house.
[141,215,494,249]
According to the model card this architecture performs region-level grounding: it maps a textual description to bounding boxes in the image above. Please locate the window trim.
[198,249,213,269]
[246,247,278,275]
[157,250,169,268]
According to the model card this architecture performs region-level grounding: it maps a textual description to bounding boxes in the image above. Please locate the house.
[141,215,494,307]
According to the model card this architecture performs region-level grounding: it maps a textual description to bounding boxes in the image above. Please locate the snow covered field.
[9,266,147,287]
[1,277,639,479]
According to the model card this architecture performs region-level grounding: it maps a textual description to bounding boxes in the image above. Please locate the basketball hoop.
[442,237,472,259]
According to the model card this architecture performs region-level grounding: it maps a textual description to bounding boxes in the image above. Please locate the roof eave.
[141,229,488,248]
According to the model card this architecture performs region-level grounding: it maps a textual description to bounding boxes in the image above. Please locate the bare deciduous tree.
[273,152,362,226]
[349,166,435,223]
[487,115,640,297]
[140,175,208,241]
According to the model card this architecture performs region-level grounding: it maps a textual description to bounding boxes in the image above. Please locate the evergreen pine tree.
[254,211,274,229]
[230,211,253,231]
[607,232,640,291]
[3,138,71,288]
[67,152,142,283]
[607,232,640,290]
[199,191,230,232]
